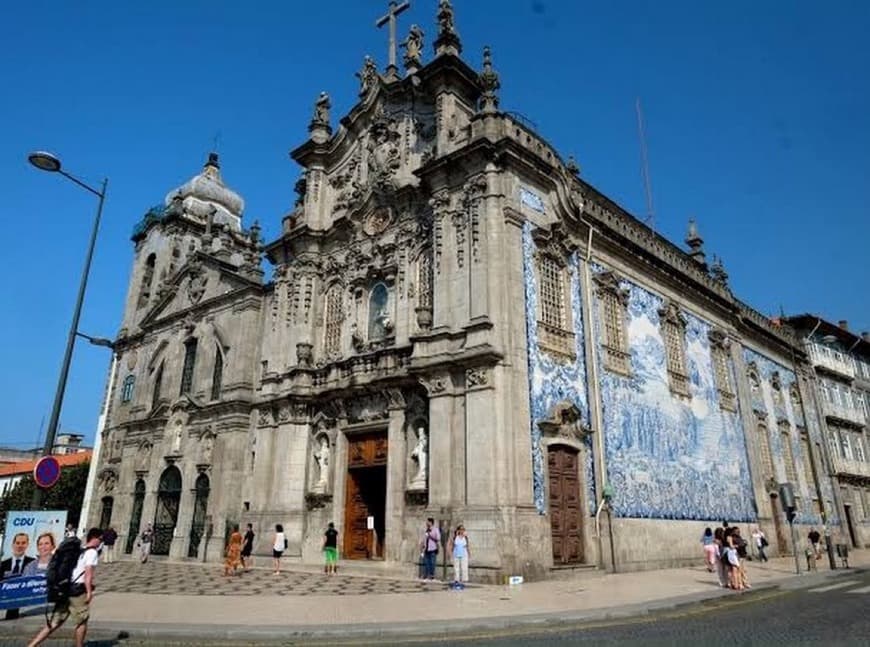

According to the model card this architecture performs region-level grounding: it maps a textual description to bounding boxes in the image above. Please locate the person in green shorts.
[323,522,339,575]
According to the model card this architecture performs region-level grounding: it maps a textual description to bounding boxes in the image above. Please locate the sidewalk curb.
[1,566,863,642]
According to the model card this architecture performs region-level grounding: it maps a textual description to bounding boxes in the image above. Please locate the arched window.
[211,344,223,401]
[121,375,135,403]
[324,286,343,356]
[180,338,198,395]
[137,253,156,309]
[151,361,164,410]
[368,283,390,340]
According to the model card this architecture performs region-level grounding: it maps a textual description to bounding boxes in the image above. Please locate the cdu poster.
[0,510,67,609]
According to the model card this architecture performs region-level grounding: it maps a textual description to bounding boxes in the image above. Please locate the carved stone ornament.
[415,305,433,331]
[420,373,449,396]
[135,441,153,472]
[363,207,393,236]
[346,392,389,423]
[384,388,406,410]
[186,259,208,305]
[257,408,273,427]
[478,46,501,113]
[126,350,138,371]
[98,467,118,493]
[537,400,590,441]
[296,342,313,367]
[466,367,489,388]
[356,55,379,98]
[592,269,630,305]
[658,300,687,329]
[305,492,333,511]
[753,408,769,422]
[708,328,730,351]
[309,91,331,130]
[366,112,402,190]
[402,24,424,70]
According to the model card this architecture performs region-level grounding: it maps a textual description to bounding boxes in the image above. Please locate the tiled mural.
[522,224,595,514]
[743,349,828,525]
[590,266,756,522]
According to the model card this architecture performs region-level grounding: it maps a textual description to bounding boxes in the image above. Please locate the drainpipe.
[578,214,610,571]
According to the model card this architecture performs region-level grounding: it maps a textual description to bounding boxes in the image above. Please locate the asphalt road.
[4,571,869,646]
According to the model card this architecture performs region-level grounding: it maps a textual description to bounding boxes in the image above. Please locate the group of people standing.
[219,517,472,587]
[701,523,754,591]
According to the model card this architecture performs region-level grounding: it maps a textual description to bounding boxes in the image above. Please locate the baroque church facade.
[87,1,849,579]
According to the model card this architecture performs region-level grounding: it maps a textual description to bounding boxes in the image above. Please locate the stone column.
[169,461,197,559]
[464,367,495,505]
[421,371,459,506]
[466,172,489,324]
[429,189,452,330]
[384,389,408,562]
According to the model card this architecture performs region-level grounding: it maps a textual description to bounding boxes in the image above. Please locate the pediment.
[140,254,257,328]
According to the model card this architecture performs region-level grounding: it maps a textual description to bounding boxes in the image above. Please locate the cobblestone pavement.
[94,560,445,596]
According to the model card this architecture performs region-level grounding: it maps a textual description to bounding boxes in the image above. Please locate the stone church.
[88,1,846,579]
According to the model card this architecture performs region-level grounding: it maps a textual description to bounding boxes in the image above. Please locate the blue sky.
[1,0,868,448]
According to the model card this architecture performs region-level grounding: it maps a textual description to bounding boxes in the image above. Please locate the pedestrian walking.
[700,527,716,572]
[26,527,103,647]
[322,522,339,575]
[101,527,118,564]
[808,527,822,560]
[138,524,153,563]
[713,527,728,588]
[241,523,255,570]
[224,525,243,576]
[419,517,440,581]
[272,524,286,575]
[448,525,470,588]
[751,526,768,562]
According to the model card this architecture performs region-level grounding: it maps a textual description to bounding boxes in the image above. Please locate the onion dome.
[165,153,244,231]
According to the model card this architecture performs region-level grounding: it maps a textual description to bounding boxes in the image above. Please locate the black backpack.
[45,537,85,603]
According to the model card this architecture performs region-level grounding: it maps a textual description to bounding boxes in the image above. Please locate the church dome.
[165,153,244,230]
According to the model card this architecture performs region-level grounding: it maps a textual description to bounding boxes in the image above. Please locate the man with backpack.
[26,527,103,647]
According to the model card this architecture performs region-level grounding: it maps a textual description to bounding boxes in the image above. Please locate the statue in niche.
[171,423,183,454]
[313,436,330,494]
[201,433,214,464]
[409,427,428,490]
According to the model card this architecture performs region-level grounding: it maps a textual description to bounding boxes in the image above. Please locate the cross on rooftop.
[376,1,410,79]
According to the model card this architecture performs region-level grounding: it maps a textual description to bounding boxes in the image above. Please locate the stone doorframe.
[537,400,594,565]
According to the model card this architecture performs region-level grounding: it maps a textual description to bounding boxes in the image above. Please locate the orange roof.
[0,451,92,477]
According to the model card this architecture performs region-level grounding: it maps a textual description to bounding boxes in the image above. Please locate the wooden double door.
[344,432,388,560]
[548,446,584,564]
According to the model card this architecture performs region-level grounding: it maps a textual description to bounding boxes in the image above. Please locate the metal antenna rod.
[636,98,656,232]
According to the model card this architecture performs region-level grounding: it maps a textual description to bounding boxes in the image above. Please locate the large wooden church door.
[343,433,388,559]
[548,446,583,564]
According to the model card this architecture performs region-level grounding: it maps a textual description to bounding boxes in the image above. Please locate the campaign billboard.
[0,510,67,609]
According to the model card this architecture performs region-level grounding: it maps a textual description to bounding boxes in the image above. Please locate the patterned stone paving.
[96,560,445,596]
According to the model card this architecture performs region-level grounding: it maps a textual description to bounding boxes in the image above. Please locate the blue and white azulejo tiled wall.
[588,267,756,522]
[742,349,828,525]
[522,223,595,514]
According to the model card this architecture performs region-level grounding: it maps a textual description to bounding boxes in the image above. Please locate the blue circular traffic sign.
[34,456,61,488]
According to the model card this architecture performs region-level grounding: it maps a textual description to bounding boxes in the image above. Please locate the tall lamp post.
[28,151,108,509]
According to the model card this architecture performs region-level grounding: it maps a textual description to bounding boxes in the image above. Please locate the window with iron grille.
[758,424,774,478]
[538,255,565,330]
[602,290,630,374]
[211,345,223,401]
[660,304,689,397]
[180,338,197,396]
[418,249,433,310]
[780,425,797,484]
[535,254,574,359]
[324,287,343,356]
[121,375,135,403]
[712,346,736,411]
[152,362,164,410]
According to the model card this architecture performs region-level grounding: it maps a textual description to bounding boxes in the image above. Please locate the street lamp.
[28,151,108,509]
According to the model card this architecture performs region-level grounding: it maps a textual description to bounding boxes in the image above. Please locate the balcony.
[830,454,870,479]
[822,400,866,427]
[809,344,855,379]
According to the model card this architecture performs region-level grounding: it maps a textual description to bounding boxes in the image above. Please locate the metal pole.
[32,178,107,509]
[606,505,617,573]
[789,520,801,575]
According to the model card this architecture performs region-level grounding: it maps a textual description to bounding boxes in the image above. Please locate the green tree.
[0,462,90,529]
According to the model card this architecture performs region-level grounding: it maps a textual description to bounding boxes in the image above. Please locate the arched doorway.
[153,465,182,555]
[548,445,583,564]
[126,479,146,554]
[188,473,210,558]
[99,496,114,529]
